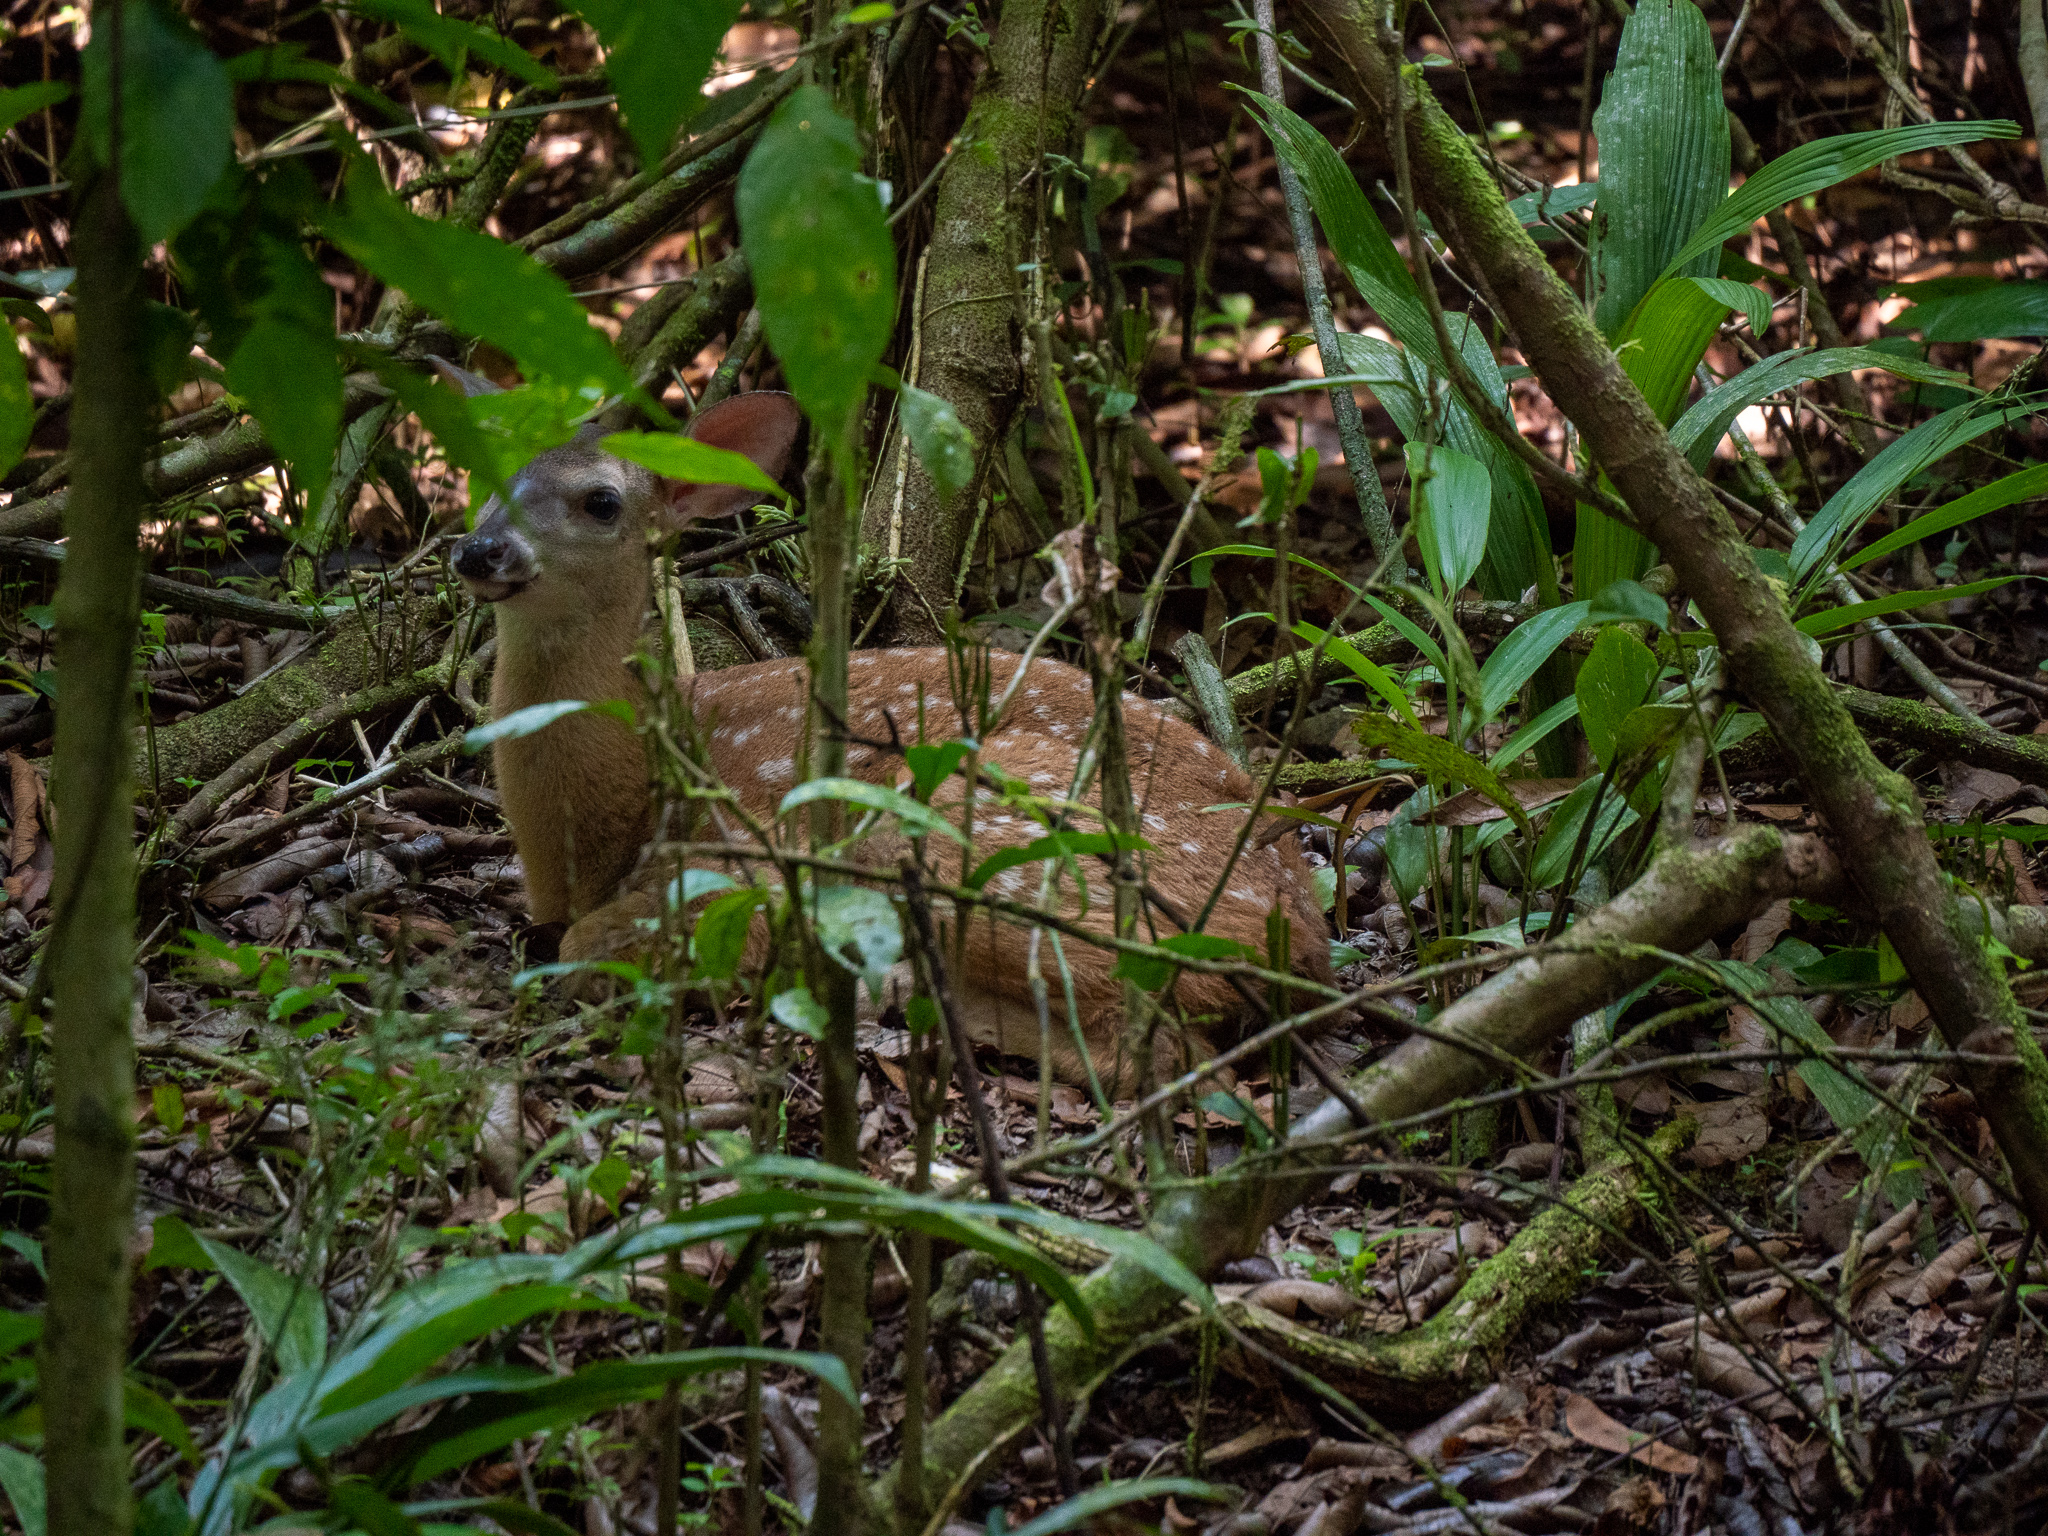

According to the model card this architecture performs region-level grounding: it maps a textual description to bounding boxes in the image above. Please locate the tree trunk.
[858,0,1108,641]
[42,61,149,1536]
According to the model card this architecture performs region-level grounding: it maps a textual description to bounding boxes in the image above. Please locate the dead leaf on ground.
[1563,1392,1701,1475]
[2,751,53,915]
[1682,1093,1771,1168]
[1422,778,1580,826]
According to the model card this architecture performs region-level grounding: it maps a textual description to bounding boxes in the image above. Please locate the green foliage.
[1891,277,2048,342]
[1671,345,1970,472]
[80,1,234,245]
[570,0,743,168]
[1575,628,1661,769]
[345,0,558,89]
[737,84,896,448]
[1406,441,1491,598]
[601,431,783,495]
[1590,0,1729,335]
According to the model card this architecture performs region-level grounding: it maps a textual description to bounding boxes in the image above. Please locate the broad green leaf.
[0,81,68,140]
[1795,574,2025,636]
[905,739,971,802]
[1592,0,1729,335]
[345,0,557,87]
[0,1446,43,1536]
[1488,693,1582,771]
[1406,441,1491,597]
[738,85,896,442]
[0,322,28,480]
[1361,593,1446,671]
[124,1380,200,1465]
[1476,601,1590,720]
[1352,714,1531,839]
[1844,463,2048,573]
[1507,180,1599,224]
[1692,276,1771,338]
[601,430,783,494]
[403,1350,855,1484]
[770,984,829,1039]
[667,868,737,907]
[1665,120,2019,276]
[1894,277,2048,342]
[1789,400,2032,583]
[1585,579,1669,629]
[315,1284,593,1418]
[1293,621,1417,725]
[145,1213,215,1272]
[694,887,769,980]
[325,1481,421,1536]
[228,314,342,517]
[323,162,635,403]
[1671,345,1971,472]
[779,776,970,847]
[811,883,903,997]
[570,0,741,167]
[1530,777,1638,887]
[1009,1480,1235,1536]
[80,1,234,245]
[967,830,1148,893]
[464,698,633,751]
[196,1234,326,1376]
[900,383,977,499]
[1575,627,1660,769]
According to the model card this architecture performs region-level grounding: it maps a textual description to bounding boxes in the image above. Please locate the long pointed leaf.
[1794,574,2024,635]
[1841,463,2048,572]
[1671,346,1972,471]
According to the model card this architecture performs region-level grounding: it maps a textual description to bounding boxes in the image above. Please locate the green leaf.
[1530,777,1638,887]
[80,1,235,245]
[1671,345,1970,471]
[1665,120,2019,276]
[124,1380,200,1465]
[569,0,740,167]
[1585,579,1669,629]
[738,84,896,442]
[223,43,403,118]
[1405,441,1491,597]
[1591,0,1729,335]
[1692,276,1771,338]
[600,430,783,494]
[905,739,971,802]
[1487,693,1582,771]
[1351,714,1532,839]
[1575,627,1661,769]
[322,162,635,404]
[770,984,829,1040]
[0,81,68,140]
[900,383,978,499]
[1292,621,1417,725]
[1113,931,1256,992]
[778,777,970,847]
[145,1213,215,1273]
[402,1349,855,1484]
[197,1234,326,1376]
[811,884,903,997]
[967,830,1148,893]
[463,698,633,751]
[0,319,28,480]
[1506,180,1598,224]
[1842,463,2048,573]
[345,0,557,87]
[1894,278,2048,342]
[1007,1480,1235,1536]
[1789,400,2032,583]
[0,1446,44,1536]
[228,314,343,517]
[1795,574,2025,636]
[693,887,769,980]
[326,1481,423,1536]
[1475,601,1590,719]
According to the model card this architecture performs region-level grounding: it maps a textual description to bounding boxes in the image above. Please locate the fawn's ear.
[660,392,803,525]
[429,357,505,397]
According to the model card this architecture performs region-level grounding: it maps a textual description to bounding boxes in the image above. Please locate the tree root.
[1837,685,2048,789]
[1219,1120,1690,1421]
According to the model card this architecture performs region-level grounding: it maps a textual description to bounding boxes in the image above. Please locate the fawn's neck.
[490,563,656,924]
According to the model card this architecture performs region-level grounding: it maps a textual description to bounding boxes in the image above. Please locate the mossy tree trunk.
[858,0,1108,641]
[42,64,149,1536]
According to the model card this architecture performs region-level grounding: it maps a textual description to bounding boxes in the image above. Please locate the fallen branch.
[1838,685,2048,789]
[0,535,351,632]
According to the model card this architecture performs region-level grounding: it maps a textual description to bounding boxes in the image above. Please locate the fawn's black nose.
[453,531,508,579]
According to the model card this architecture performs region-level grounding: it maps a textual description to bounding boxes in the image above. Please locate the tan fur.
[449,388,1333,1094]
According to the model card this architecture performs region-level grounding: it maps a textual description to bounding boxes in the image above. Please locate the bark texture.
[856,0,1108,640]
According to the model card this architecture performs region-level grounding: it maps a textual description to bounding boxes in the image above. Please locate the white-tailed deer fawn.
[444,365,1332,1092]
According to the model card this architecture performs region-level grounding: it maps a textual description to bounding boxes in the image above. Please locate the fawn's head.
[442,361,801,620]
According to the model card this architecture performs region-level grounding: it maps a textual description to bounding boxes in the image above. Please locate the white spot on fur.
[1180,840,1202,855]
[1194,739,1211,756]
[757,757,794,784]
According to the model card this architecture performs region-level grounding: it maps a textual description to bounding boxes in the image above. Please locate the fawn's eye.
[583,488,623,522]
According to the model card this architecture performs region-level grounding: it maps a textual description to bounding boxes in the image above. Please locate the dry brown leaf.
[1732,898,1792,962]
[1564,1393,1700,1475]
[2,751,52,914]
[1683,1093,1770,1168]
[1243,1278,1365,1320]
[1421,778,1580,826]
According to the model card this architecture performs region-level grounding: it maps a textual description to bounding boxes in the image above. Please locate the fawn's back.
[447,375,1333,1092]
